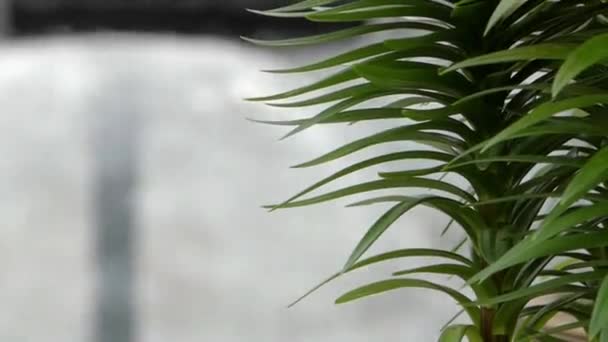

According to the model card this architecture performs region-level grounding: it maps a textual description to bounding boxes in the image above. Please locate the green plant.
[246,1,608,341]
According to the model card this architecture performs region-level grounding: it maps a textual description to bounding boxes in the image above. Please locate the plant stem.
[481,308,495,342]
[481,307,511,342]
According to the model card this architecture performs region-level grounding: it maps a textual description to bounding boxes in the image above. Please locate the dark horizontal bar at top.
[13,0,281,11]
[11,6,351,36]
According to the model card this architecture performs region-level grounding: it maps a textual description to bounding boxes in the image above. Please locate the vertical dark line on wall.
[91,74,139,342]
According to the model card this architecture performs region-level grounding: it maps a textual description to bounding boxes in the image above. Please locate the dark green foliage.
[247,1,608,341]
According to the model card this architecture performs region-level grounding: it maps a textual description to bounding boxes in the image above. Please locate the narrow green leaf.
[293,125,462,168]
[440,325,483,342]
[467,192,559,207]
[265,178,474,210]
[450,238,468,253]
[536,202,608,241]
[441,44,575,74]
[241,22,438,47]
[476,271,604,306]
[267,83,378,108]
[559,146,608,209]
[377,166,446,179]
[249,107,405,126]
[485,0,529,35]
[343,198,429,270]
[265,43,391,74]
[590,275,608,338]
[513,117,608,138]
[483,94,608,152]
[246,9,313,18]
[346,195,416,207]
[352,248,475,268]
[385,95,439,108]
[537,148,608,230]
[385,43,467,62]
[308,3,452,23]
[440,309,465,332]
[401,105,464,122]
[263,0,341,12]
[442,141,486,170]
[303,0,447,15]
[383,30,457,51]
[446,155,584,170]
[335,278,480,325]
[356,63,470,98]
[283,90,399,139]
[246,69,356,102]
[525,320,589,340]
[441,218,456,237]
[470,231,608,284]
[519,292,589,340]
[271,150,452,210]
[264,31,466,73]
[393,263,475,279]
[288,248,473,307]
[563,260,608,271]
[344,195,486,249]
[453,83,549,106]
[553,32,608,97]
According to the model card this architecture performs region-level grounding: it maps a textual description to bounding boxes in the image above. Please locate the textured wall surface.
[0,35,460,341]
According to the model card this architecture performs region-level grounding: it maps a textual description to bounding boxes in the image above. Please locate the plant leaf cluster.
[247,0,608,340]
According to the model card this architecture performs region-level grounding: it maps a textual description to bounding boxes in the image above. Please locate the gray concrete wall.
[0,35,461,342]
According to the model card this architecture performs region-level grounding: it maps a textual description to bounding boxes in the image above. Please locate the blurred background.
[0,1,459,341]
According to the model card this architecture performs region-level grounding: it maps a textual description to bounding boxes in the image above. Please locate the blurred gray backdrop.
[0,2,461,341]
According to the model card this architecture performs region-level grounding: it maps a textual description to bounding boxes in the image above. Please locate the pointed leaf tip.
[552,32,608,98]
[484,0,528,36]
[590,276,608,339]
[240,35,254,43]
